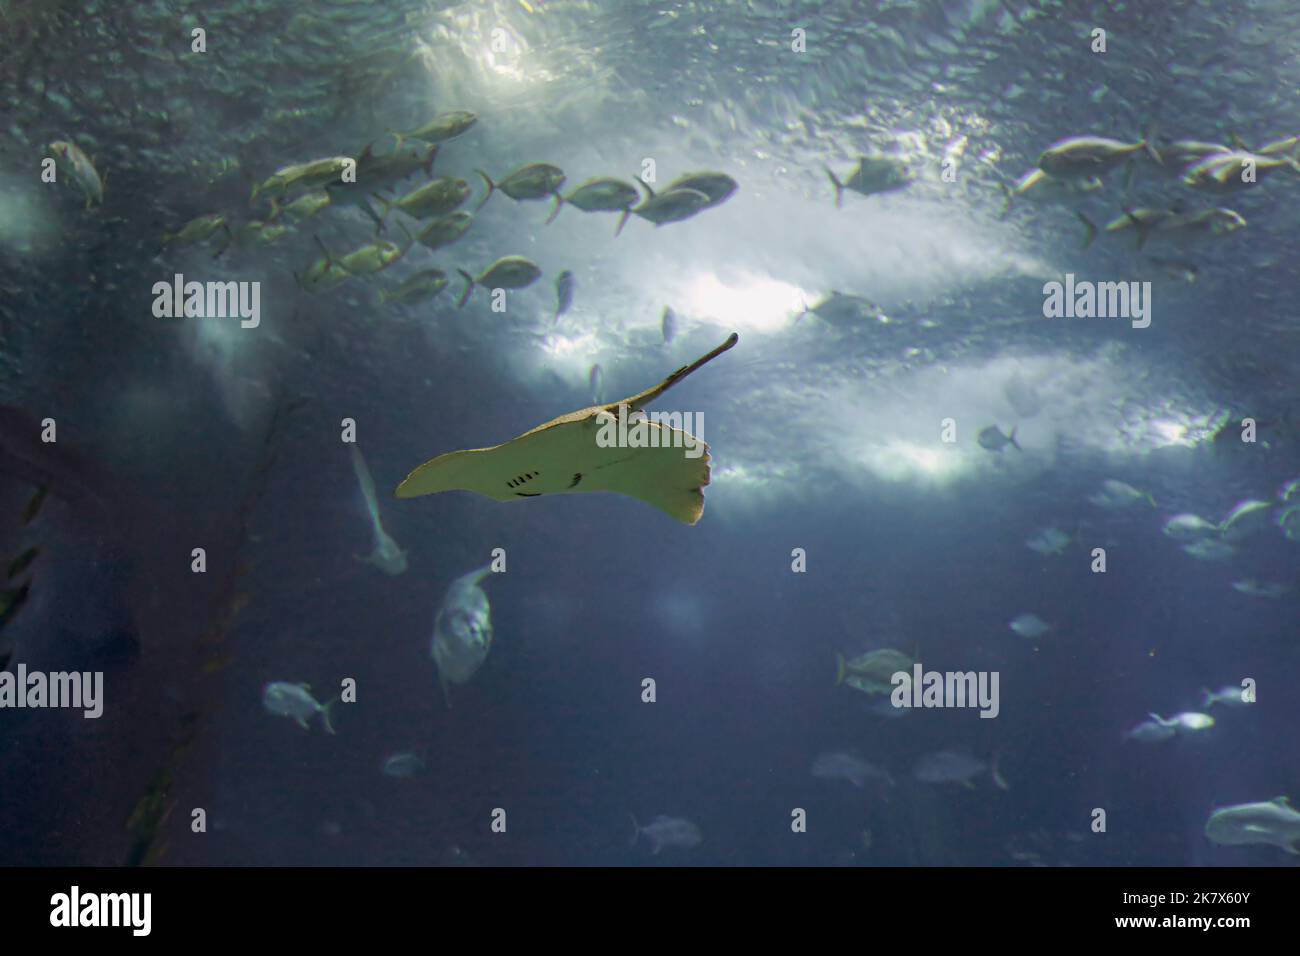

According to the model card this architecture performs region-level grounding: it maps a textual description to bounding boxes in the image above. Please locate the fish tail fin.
[474,170,494,211]
[835,653,847,686]
[1009,426,1022,451]
[997,182,1013,220]
[826,167,844,208]
[389,131,407,150]
[423,148,437,178]
[1141,121,1162,164]
[1122,208,1154,251]
[22,486,49,525]
[456,269,474,308]
[545,193,563,225]
[614,209,630,237]
[249,183,261,207]
[991,751,1010,791]
[1200,688,1214,709]
[370,193,392,232]
[629,814,640,847]
[321,696,338,735]
[1076,211,1098,249]
[313,234,333,265]
[356,199,385,235]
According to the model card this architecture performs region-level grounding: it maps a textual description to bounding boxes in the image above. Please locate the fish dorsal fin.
[1273,795,1292,807]
[463,564,493,588]
[611,333,738,414]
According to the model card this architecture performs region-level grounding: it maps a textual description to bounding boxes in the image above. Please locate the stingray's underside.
[395,413,711,524]
[395,333,737,525]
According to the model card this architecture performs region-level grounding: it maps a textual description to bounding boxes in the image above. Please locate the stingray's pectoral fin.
[394,446,502,500]
[589,428,712,525]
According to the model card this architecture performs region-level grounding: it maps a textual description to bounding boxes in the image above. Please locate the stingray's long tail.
[622,332,739,412]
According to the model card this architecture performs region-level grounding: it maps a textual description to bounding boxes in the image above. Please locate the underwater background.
[0,0,1298,866]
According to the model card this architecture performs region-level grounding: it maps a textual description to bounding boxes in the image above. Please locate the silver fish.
[394,110,477,146]
[431,564,495,708]
[380,268,449,305]
[164,213,228,247]
[337,238,405,277]
[413,211,473,251]
[1201,685,1255,708]
[554,270,575,320]
[664,171,738,208]
[913,751,1008,789]
[297,236,354,294]
[1037,134,1159,181]
[216,219,289,257]
[1219,499,1272,541]
[1162,513,1217,542]
[268,191,331,224]
[375,177,471,221]
[1182,150,1298,193]
[261,681,337,733]
[977,425,1021,452]
[548,177,641,234]
[827,156,911,206]
[476,163,565,208]
[1125,716,1176,744]
[811,752,895,788]
[350,444,406,575]
[1155,139,1231,171]
[455,256,542,307]
[631,183,711,225]
[1001,168,1101,218]
[381,752,426,778]
[1097,206,1245,250]
[661,306,678,344]
[48,140,104,207]
[1182,539,1235,561]
[251,155,353,205]
[1205,797,1300,854]
[1009,613,1051,639]
[1025,527,1070,556]
[630,814,702,854]
[1088,479,1154,509]
[1231,579,1292,599]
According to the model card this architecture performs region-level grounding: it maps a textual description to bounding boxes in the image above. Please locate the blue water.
[0,0,1297,866]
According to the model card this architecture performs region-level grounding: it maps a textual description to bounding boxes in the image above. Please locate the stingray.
[395,333,739,524]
